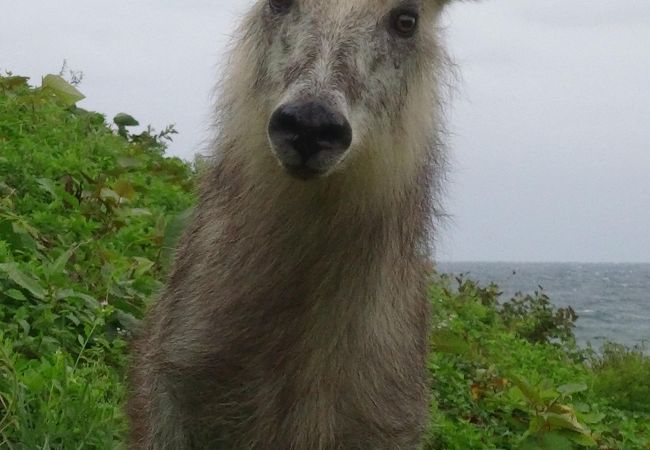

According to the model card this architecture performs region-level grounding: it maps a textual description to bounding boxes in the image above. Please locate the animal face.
[228,0,449,181]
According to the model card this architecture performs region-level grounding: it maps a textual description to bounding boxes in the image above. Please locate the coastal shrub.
[426,274,650,449]
[590,342,650,413]
[499,290,578,346]
[0,72,195,447]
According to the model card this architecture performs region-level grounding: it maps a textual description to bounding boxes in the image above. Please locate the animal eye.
[390,10,419,37]
[269,0,293,14]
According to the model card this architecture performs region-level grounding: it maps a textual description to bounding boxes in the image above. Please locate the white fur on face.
[219,0,448,195]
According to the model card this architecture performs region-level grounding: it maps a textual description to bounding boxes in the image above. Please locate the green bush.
[0,73,195,448]
[590,343,650,414]
[425,274,650,449]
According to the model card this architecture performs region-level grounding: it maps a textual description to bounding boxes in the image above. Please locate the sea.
[436,262,650,351]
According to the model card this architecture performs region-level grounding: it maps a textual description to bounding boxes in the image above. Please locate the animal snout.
[268,101,352,179]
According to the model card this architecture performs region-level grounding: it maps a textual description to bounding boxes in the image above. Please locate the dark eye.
[269,0,293,14]
[390,10,419,37]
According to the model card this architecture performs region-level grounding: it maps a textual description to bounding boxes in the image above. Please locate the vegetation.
[0,72,194,448]
[425,278,650,449]
[1,73,648,449]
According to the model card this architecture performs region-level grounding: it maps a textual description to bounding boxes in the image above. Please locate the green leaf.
[565,430,598,447]
[0,263,46,300]
[113,179,136,200]
[41,74,85,106]
[100,188,121,203]
[541,432,574,450]
[528,416,545,434]
[572,402,590,413]
[539,387,559,401]
[430,329,470,355]
[66,313,81,326]
[545,412,590,434]
[11,220,41,241]
[578,411,605,424]
[4,288,27,300]
[509,373,542,405]
[56,289,100,309]
[36,178,59,200]
[50,246,76,275]
[132,257,154,277]
[18,319,30,334]
[113,113,139,127]
[557,383,587,396]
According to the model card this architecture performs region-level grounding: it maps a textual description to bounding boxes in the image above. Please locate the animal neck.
[163,148,435,374]
[201,150,433,311]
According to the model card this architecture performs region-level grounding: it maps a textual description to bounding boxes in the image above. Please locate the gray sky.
[2,1,649,263]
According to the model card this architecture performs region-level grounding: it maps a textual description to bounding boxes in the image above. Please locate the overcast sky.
[2,0,649,263]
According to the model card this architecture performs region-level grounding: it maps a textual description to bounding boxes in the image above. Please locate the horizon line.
[436,260,650,265]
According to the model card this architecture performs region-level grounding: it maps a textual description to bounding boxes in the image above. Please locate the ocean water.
[437,262,650,350]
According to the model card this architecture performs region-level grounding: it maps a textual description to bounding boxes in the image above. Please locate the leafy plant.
[0,72,195,447]
[425,274,650,449]
[507,375,599,449]
[113,113,139,139]
[590,343,650,414]
[499,290,578,346]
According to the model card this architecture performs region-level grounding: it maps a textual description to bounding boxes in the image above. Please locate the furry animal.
[128,0,454,448]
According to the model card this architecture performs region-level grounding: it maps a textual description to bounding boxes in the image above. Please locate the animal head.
[219,0,452,186]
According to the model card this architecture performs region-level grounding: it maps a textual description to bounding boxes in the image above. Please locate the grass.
[1,72,649,449]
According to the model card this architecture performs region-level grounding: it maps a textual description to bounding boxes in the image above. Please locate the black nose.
[268,101,353,167]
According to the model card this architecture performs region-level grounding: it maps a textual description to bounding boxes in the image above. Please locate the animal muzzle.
[268,100,352,180]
